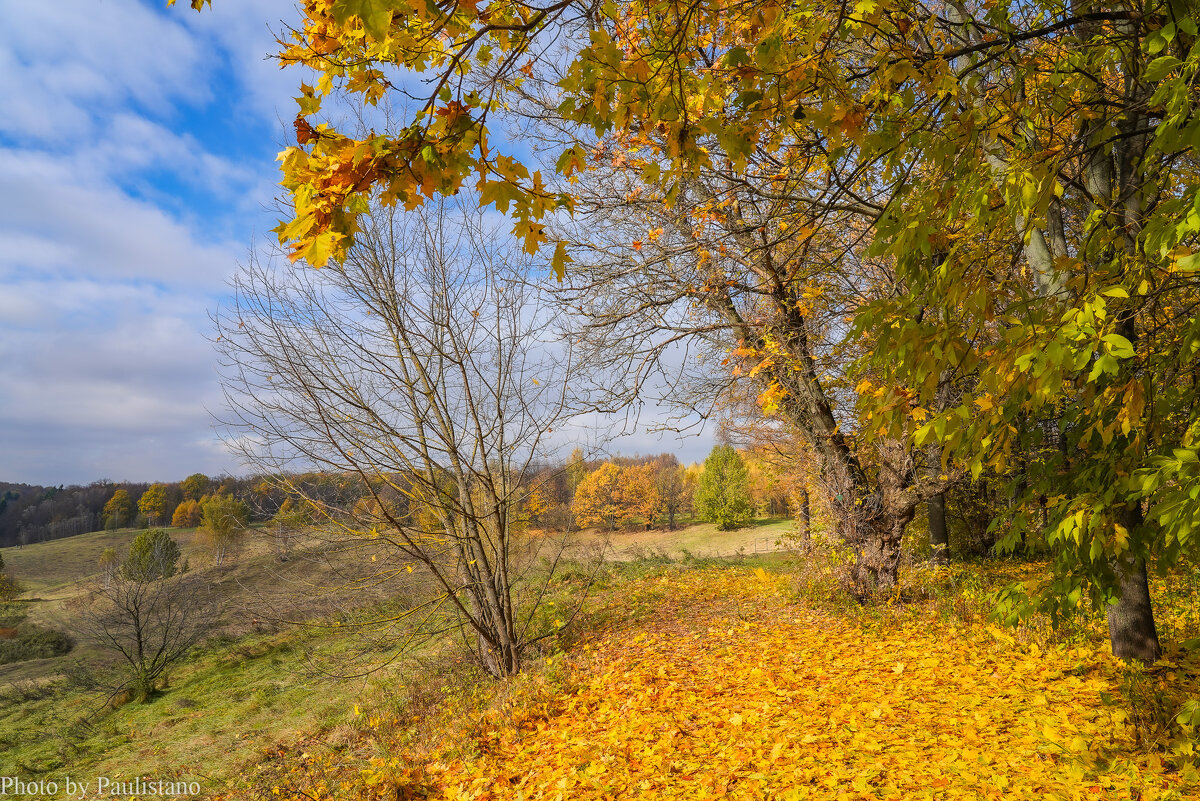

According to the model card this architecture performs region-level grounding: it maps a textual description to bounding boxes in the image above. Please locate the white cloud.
[0,1,209,145]
[0,149,242,287]
[0,0,294,483]
[0,278,234,484]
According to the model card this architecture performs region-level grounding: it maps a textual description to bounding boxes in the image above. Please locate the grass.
[575,516,798,561]
[0,585,486,793]
[1,519,1197,799]
[0,519,761,796]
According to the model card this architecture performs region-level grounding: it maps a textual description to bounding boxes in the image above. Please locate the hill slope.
[269,566,1200,801]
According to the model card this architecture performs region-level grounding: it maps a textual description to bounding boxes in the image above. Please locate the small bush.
[0,602,28,628]
[0,624,74,665]
[1112,656,1200,767]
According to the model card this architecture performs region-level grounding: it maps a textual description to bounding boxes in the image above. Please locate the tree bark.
[927,444,949,563]
[928,493,948,564]
[1106,507,1161,664]
[797,485,811,545]
[848,511,914,593]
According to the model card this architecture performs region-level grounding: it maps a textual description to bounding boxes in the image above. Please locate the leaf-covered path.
[434,571,1193,800]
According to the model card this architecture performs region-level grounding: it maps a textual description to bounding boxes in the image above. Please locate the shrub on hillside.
[0,572,18,602]
[0,624,73,665]
[123,529,182,581]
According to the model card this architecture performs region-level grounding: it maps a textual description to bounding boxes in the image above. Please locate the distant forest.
[0,451,747,550]
[0,476,261,548]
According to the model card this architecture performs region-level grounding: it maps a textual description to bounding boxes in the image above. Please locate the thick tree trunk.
[1106,554,1161,664]
[848,512,912,594]
[1106,507,1161,664]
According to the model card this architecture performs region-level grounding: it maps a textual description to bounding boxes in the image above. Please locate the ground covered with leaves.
[263,563,1200,801]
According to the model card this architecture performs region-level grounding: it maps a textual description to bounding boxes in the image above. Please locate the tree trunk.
[476,630,520,678]
[928,441,948,563]
[928,493,948,564]
[798,486,811,545]
[1106,508,1161,664]
[848,513,911,594]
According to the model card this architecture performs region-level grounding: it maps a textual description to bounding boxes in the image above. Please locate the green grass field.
[0,517,787,795]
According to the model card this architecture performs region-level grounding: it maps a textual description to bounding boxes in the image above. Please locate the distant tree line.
[0,474,257,547]
[0,441,811,552]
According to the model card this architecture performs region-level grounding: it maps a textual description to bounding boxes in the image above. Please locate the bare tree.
[549,152,963,592]
[80,537,212,701]
[216,201,593,678]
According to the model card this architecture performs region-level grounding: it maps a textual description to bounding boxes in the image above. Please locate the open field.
[4,529,210,597]
[0,523,1198,799]
[2,526,429,638]
[579,517,799,560]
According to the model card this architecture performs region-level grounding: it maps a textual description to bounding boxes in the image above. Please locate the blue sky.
[0,0,711,487]
[0,0,295,485]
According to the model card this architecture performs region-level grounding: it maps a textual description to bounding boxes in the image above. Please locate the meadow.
[0,522,1198,800]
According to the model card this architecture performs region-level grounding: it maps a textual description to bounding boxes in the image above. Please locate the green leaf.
[331,0,396,40]
[1102,333,1136,359]
[1145,56,1183,83]
[724,46,750,68]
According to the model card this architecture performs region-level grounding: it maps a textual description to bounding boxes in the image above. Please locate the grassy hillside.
[1,522,1198,799]
[577,517,799,560]
[0,519,782,793]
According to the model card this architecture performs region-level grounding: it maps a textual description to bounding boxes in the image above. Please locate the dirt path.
[435,569,1190,800]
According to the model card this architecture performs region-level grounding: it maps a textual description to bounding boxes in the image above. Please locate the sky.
[0,0,712,487]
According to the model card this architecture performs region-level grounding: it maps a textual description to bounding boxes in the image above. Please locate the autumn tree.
[572,463,623,531]
[171,499,201,528]
[102,489,134,530]
[180,473,210,502]
[652,455,689,530]
[199,494,249,567]
[137,484,169,527]
[216,201,593,678]
[574,461,662,530]
[625,463,661,529]
[566,448,587,497]
[694,446,754,531]
[269,497,316,562]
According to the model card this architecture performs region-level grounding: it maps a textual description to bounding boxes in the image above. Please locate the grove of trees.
[191,0,1200,666]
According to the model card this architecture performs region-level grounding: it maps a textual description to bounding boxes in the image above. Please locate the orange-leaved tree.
[176,0,1200,660]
